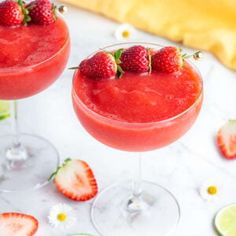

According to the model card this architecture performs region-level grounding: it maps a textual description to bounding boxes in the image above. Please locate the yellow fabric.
[62,0,236,70]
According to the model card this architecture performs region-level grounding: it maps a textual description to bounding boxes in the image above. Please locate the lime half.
[215,203,236,236]
[0,101,10,121]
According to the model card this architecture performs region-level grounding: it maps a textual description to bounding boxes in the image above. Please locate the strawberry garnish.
[79,52,117,80]
[152,46,202,73]
[152,46,183,73]
[49,159,98,201]
[217,120,236,160]
[0,212,38,236]
[0,0,25,26]
[120,45,149,73]
[27,0,56,25]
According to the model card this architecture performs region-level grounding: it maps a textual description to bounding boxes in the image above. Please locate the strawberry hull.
[0,18,70,100]
[72,62,203,152]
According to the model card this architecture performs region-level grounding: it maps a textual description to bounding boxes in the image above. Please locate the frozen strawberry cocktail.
[72,45,203,151]
[72,43,203,236]
[0,0,70,100]
[0,0,70,193]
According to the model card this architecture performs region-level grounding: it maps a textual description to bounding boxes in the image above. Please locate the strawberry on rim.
[49,158,98,201]
[119,45,150,73]
[27,0,56,25]
[78,51,117,80]
[152,46,202,73]
[0,0,30,26]
[0,212,38,236]
[217,120,236,160]
[72,45,202,80]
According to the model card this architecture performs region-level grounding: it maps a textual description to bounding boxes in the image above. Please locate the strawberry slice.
[0,212,38,236]
[217,120,236,160]
[50,159,98,201]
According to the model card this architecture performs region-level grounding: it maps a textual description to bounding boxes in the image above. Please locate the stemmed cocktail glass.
[0,14,70,191]
[72,42,203,235]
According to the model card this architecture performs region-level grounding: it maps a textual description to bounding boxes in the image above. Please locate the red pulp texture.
[0,18,70,100]
[72,62,203,151]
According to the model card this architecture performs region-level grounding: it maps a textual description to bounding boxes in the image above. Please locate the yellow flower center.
[207,186,218,195]
[57,212,67,222]
[122,30,130,38]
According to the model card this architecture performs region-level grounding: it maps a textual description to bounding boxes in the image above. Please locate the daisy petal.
[48,203,76,230]
[114,23,136,41]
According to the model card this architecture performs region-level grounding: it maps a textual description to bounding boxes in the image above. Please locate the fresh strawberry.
[217,120,236,160]
[27,0,56,25]
[79,52,117,80]
[0,212,38,236]
[152,46,183,73]
[120,45,149,73]
[79,59,93,78]
[0,0,24,26]
[50,159,98,201]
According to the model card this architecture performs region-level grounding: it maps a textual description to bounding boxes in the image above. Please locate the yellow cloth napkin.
[62,0,236,70]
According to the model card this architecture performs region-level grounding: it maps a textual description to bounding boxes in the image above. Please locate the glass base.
[0,134,59,192]
[91,181,180,236]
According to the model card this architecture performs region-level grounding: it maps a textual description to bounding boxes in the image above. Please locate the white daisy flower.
[114,23,136,41]
[48,203,76,230]
[199,181,220,201]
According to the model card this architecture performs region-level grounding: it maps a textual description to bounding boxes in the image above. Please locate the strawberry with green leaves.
[79,52,117,80]
[152,46,202,73]
[119,45,150,73]
[0,0,30,26]
[27,0,56,25]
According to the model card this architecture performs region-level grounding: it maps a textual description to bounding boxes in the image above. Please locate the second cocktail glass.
[72,42,203,235]
[0,15,70,191]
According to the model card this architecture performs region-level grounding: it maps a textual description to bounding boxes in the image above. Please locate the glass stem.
[12,101,20,147]
[127,153,146,213]
[133,154,142,197]
[5,101,28,163]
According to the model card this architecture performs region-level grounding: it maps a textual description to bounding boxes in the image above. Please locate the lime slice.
[215,203,236,236]
[0,101,10,121]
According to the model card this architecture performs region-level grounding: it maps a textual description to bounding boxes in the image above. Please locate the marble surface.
[1,3,236,236]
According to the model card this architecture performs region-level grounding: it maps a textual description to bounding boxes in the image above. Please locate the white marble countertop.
[1,4,236,236]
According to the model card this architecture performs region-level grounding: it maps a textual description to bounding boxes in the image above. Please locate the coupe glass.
[72,42,203,235]
[0,16,70,192]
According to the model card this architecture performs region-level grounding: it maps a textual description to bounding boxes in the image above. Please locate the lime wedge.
[215,203,236,236]
[0,101,10,121]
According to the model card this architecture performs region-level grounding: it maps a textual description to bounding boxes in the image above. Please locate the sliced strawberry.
[217,120,236,160]
[79,52,117,80]
[51,159,98,201]
[0,212,38,236]
[120,45,149,73]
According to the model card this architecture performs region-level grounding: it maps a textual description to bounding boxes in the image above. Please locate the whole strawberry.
[152,46,183,73]
[0,0,24,26]
[120,45,149,73]
[27,0,56,25]
[79,52,117,80]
